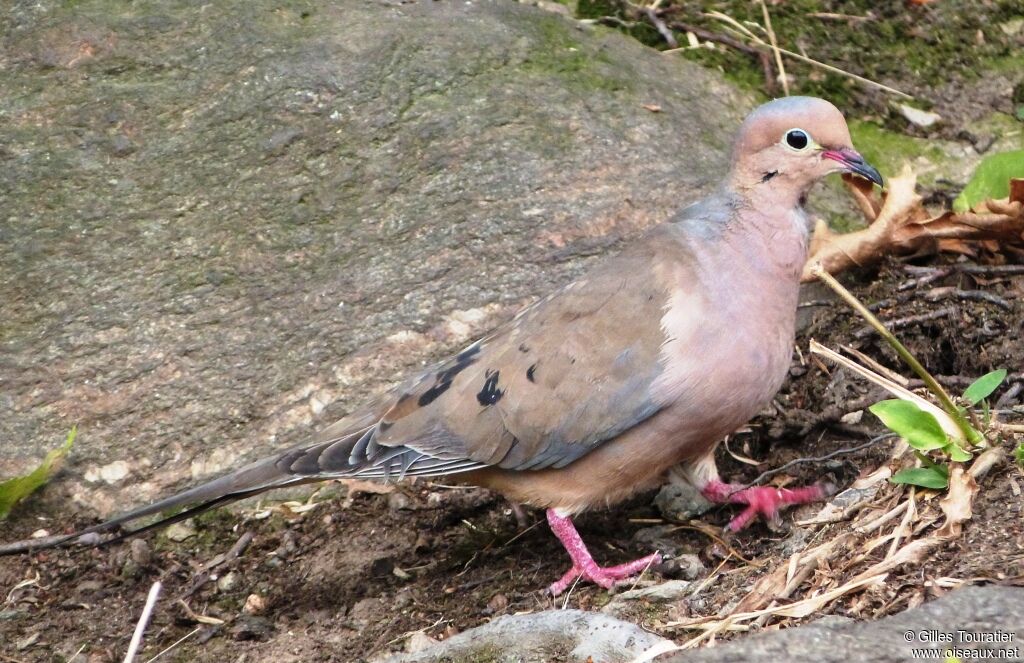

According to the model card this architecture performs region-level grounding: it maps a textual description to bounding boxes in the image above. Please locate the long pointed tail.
[0,452,304,555]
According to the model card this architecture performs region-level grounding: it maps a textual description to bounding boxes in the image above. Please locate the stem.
[810,264,981,444]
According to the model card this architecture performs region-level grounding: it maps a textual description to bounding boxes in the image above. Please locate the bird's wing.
[286,236,676,479]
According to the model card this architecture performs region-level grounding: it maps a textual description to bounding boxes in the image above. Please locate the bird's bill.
[821,148,884,186]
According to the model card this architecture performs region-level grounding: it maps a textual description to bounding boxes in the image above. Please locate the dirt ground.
[2,2,1023,660]
[2,254,1022,662]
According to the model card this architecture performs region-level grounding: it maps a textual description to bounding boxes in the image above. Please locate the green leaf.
[869,399,949,450]
[891,465,949,490]
[1015,443,1024,468]
[0,427,76,520]
[952,150,1024,212]
[962,369,1008,405]
[944,442,973,463]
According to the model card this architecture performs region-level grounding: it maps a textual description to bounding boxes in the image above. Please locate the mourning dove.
[2,97,882,596]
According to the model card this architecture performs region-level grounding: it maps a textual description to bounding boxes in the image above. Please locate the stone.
[164,520,197,542]
[216,571,240,592]
[655,474,715,522]
[672,554,707,581]
[608,579,692,604]
[387,609,670,662]
[230,614,274,642]
[405,631,437,654]
[387,492,414,512]
[129,538,152,566]
[0,0,750,517]
[243,593,267,615]
[659,586,1024,663]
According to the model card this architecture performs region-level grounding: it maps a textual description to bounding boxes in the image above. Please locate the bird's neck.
[729,168,814,211]
[680,186,811,284]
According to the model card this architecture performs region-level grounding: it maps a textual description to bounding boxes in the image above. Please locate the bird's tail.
[0,449,313,556]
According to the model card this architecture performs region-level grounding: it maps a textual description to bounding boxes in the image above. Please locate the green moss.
[674,48,768,96]
[520,15,633,94]
[848,120,947,177]
[576,0,619,20]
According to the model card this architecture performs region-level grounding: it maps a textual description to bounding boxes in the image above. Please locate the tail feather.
[0,412,486,556]
[0,451,300,556]
[78,453,294,537]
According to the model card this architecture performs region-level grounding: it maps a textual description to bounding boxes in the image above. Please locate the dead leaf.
[936,465,978,539]
[803,168,1024,281]
[968,447,1005,479]
[340,479,394,496]
[177,599,226,625]
[642,103,662,113]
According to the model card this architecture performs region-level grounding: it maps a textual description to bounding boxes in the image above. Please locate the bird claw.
[701,479,834,532]
[548,552,663,596]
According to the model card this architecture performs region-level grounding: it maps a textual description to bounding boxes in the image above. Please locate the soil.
[2,256,1022,662]
[2,2,1023,661]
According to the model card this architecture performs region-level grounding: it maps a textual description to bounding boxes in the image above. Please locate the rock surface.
[662,585,1024,663]
[384,608,671,662]
[0,0,750,516]
[386,585,1024,663]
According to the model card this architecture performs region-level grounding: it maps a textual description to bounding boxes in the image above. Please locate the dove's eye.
[784,129,810,150]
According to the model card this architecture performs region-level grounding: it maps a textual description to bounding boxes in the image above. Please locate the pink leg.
[701,479,832,532]
[546,509,662,596]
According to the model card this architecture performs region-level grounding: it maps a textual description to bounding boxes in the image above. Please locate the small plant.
[0,427,76,520]
[810,264,1011,491]
[952,149,1024,212]
[1014,442,1024,468]
[871,370,1007,489]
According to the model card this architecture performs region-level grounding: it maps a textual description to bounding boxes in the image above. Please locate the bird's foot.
[701,479,834,532]
[545,509,661,597]
[548,552,664,596]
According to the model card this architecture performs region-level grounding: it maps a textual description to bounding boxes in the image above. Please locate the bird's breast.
[650,246,800,445]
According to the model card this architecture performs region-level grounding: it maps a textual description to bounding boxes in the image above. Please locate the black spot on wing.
[440,345,481,383]
[416,343,481,408]
[417,380,451,406]
[761,170,778,183]
[476,369,504,406]
[526,363,537,383]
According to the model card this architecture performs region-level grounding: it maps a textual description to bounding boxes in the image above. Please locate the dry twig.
[124,581,162,663]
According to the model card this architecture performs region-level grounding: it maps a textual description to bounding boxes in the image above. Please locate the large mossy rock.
[0,0,750,516]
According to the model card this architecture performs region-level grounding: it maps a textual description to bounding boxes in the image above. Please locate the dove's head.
[730,96,882,200]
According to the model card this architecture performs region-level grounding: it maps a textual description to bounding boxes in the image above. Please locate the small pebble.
[217,571,240,592]
[486,593,509,614]
[230,614,274,641]
[406,631,437,653]
[165,520,197,542]
[243,593,267,615]
[387,491,413,511]
[130,539,152,566]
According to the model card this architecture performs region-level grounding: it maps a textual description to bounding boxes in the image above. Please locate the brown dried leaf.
[1011,178,1024,204]
[936,465,978,539]
[803,168,1024,281]
[339,478,394,507]
[842,173,882,221]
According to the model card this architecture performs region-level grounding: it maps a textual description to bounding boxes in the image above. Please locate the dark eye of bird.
[785,129,809,150]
